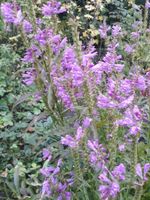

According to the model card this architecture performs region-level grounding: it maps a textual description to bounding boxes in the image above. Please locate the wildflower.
[22,45,41,63]
[112,164,126,181]
[136,163,150,182]
[61,127,85,148]
[132,105,143,121]
[145,1,150,9]
[41,180,51,197]
[97,94,116,109]
[134,75,147,91]
[1,3,23,25]
[99,172,120,200]
[62,47,77,71]
[131,32,140,39]
[42,149,52,160]
[125,44,134,54]
[118,144,125,152]
[118,95,134,109]
[112,24,122,37]
[120,79,133,96]
[22,20,32,33]
[99,23,110,39]
[88,140,107,170]
[76,126,84,141]
[61,135,76,148]
[82,117,92,128]
[35,29,53,46]
[40,166,55,177]
[22,68,36,86]
[130,126,141,136]
[42,0,66,17]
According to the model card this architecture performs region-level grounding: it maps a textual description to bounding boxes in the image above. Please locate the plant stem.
[134,186,143,200]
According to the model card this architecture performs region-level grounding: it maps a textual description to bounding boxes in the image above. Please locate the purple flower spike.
[42,0,66,17]
[1,3,23,25]
[136,163,143,179]
[99,181,120,200]
[42,149,52,160]
[136,163,150,182]
[22,45,41,63]
[118,144,125,152]
[23,20,32,33]
[75,126,84,141]
[145,1,150,9]
[112,24,122,37]
[97,94,116,109]
[42,180,51,197]
[61,135,76,148]
[22,68,36,86]
[83,117,92,128]
[125,44,134,54]
[99,23,110,39]
[144,164,150,181]
[112,164,126,181]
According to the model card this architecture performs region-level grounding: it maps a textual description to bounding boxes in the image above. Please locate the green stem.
[133,137,138,173]
[134,186,143,200]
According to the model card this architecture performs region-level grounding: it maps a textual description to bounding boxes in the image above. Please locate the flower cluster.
[42,0,66,16]
[61,126,85,148]
[87,139,108,171]
[40,149,72,200]
[99,164,126,200]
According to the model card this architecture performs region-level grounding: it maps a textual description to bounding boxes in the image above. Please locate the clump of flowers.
[1,0,150,199]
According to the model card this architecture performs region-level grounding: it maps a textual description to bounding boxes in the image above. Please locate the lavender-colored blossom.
[62,47,77,71]
[118,95,134,109]
[129,125,140,135]
[136,163,150,182]
[35,29,53,46]
[131,31,140,39]
[61,135,76,148]
[134,75,147,91]
[112,164,126,181]
[61,127,85,148]
[1,3,23,25]
[118,144,125,152]
[75,126,84,141]
[125,44,134,54]
[71,65,84,87]
[23,20,32,33]
[65,192,72,200]
[99,180,120,200]
[133,105,143,121]
[120,79,133,96]
[83,117,92,128]
[88,140,107,170]
[112,24,122,37]
[144,164,150,180]
[145,1,150,8]
[42,180,51,197]
[42,149,52,160]
[22,68,36,85]
[40,166,55,177]
[97,94,116,109]
[42,0,66,16]
[22,45,41,63]
[99,23,110,39]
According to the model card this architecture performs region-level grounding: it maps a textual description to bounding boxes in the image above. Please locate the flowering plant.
[1,0,150,199]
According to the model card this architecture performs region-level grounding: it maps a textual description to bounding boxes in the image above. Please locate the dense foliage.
[0,0,150,199]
